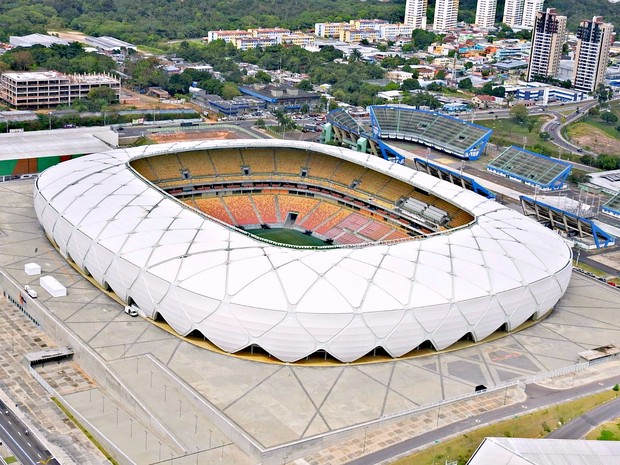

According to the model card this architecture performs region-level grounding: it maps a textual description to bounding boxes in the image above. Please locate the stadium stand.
[306,152,341,180]
[178,151,216,178]
[521,196,614,248]
[277,195,319,223]
[602,193,620,219]
[209,148,243,176]
[337,213,369,231]
[376,178,415,203]
[298,202,342,230]
[359,221,393,241]
[251,195,279,223]
[191,197,234,225]
[240,148,275,174]
[488,146,572,191]
[369,106,492,160]
[150,153,183,180]
[223,196,260,226]
[274,149,308,175]
[331,162,367,187]
[357,170,390,197]
[131,157,159,181]
[315,210,352,235]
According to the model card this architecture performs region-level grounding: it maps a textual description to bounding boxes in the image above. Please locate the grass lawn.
[586,418,620,440]
[247,228,326,247]
[392,389,619,465]
[477,117,559,155]
[137,44,169,55]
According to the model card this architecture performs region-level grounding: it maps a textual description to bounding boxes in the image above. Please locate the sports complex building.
[34,139,573,363]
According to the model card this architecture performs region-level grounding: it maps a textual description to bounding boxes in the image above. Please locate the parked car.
[124,305,138,317]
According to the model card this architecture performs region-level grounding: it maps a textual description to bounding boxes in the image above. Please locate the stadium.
[33,139,573,363]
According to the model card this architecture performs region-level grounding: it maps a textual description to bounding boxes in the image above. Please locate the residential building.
[404,0,428,30]
[0,71,120,109]
[573,17,614,92]
[206,30,252,43]
[503,0,524,27]
[233,37,279,50]
[526,8,567,82]
[315,22,348,38]
[433,0,460,31]
[522,0,545,28]
[351,19,389,30]
[339,29,379,43]
[378,24,416,40]
[475,0,498,30]
[281,34,315,47]
[248,28,291,40]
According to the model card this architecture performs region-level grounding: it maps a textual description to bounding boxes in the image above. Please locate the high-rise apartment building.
[404,0,428,29]
[573,17,614,92]
[527,8,566,82]
[522,0,545,27]
[503,0,524,27]
[475,0,498,29]
[433,0,459,30]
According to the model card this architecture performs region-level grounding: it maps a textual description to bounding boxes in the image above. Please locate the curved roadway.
[345,374,620,465]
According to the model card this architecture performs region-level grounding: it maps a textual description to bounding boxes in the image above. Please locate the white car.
[124,305,138,317]
[24,285,37,299]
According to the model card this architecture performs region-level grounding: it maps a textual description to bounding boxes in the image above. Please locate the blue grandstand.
[369,106,492,160]
[602,193,620,219]
[488,146,572,191]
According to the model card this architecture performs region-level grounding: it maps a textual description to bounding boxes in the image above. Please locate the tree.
[601,112,618,124]
[435,69,447,80]
[410,29,438,50]
[464,61,474,70]
[297,80,313,91]
[87,86,118,104]
[256,118,266,128]
[510,104,529,124]
[221,83,240,100]
[457,78,473,91]
[348,48,363,62]
[539,131,551,140]
[401,78,421,91]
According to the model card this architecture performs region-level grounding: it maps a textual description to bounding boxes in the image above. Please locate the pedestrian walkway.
[0,299,108,465]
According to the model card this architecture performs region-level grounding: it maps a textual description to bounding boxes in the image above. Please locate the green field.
[247,228,326,247]
[477,117,559,156]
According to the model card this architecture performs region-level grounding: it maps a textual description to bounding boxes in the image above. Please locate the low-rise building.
[515,83,589,103]
[339,29,379,43]
[0,71,120,109]
[84,36,136,51]
[238,85,321,111]
[9,34,69,48]
[206,30,252,43]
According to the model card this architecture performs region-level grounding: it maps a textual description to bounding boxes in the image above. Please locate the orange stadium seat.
[192,197,234,225]
[223,196,260,226]
[150,154,183,181]
[177,151,216,178]
[242,148,276,174]
[277,195,319,223]
[306,153,341,180]
[315,209,351,235]
[274,150,308,175]
[298,201,341,230]
[251,195,279,223]
[130,158,158,181]
[209,149,243,176]
[358,221,393,241]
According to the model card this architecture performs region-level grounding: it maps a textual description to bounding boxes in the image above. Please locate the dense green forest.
[1,0,618,45]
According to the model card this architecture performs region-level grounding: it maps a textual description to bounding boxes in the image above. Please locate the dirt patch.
[149,130,239,143]
[568,123,620,154]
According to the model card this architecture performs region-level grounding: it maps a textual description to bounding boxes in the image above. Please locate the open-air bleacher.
[277,195,319,222]
[209,148,243,176]
[241,148,276,174]
[602,193,620,219]
[274,150,309,175]
[327,109,364,134]
[487,146,572,190]
[150,153,184,181]
[190,198,234,225]
[315,210,351,235]
[251,195,279,223]
[299,202,342,230]
[177,151,216,178]
[358,221,392,241]
[370,106,491,159]
[306,153,341,180]
[223,196,260,226]
[130,158,159,181]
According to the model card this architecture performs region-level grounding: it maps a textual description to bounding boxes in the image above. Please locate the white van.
[24,285,37,299]
[124,305,138,317]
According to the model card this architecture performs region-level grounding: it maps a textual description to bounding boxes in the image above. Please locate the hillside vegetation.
[1,0,618,45]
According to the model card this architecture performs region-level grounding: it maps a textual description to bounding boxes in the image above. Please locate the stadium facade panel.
[33,140,572,362]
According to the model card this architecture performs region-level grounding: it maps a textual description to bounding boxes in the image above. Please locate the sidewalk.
[0,299,108,465]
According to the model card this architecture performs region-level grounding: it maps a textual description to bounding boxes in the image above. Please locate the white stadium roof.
[33,140,573,362]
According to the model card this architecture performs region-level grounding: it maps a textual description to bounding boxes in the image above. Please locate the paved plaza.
[1,180,620,464]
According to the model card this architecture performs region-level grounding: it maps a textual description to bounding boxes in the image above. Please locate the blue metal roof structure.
[488,146,572,191]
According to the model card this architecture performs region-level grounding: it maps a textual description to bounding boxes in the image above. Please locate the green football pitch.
[246,228,327,247]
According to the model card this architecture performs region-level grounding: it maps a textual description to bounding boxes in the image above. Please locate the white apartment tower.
[475,0,498,29]
[526,8,567,82]
[522,0,545,28]
[573,17,614,92]
[503,0,524,26]
[433,0,459,30]
[404,0,428,29]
